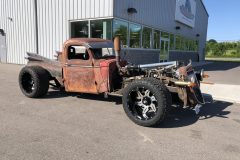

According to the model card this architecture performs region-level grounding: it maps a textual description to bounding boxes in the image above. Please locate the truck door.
[63,45,97,93]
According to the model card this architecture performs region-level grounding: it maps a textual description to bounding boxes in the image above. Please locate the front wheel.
[122,79,171,127]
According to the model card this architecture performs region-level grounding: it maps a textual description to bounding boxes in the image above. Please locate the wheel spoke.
[149,103,157,112]
[135,101,144,107]
[142,105,149,119]
[136,91,144,100]
[150,96,157,102]
[145,90,151,97]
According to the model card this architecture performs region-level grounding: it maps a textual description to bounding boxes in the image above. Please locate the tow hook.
[193,104,202,115]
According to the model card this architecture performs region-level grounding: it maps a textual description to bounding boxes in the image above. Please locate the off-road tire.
[144,78,172,113]
[122,78,171,127]
[19,66,49,98]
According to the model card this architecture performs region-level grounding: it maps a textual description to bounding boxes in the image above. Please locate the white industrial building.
[0,0,208,64]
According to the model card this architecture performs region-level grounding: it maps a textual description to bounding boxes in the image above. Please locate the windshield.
[91,48,115,59]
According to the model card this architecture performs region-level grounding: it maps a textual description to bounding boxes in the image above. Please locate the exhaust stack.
[114,36,121,70]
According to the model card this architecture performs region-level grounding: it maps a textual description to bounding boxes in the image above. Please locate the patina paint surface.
[62,39,115,94]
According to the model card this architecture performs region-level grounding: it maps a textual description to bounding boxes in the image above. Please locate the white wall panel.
[0,0,113,64]
[37,0,113,60]
[0,0,37,64]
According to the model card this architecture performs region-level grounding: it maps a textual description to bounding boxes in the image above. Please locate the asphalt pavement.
[0,63,240,160]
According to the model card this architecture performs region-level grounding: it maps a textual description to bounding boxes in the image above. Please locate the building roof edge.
[200,0,209,17]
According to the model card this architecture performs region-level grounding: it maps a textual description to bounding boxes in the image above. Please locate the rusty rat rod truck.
[19,37,206,127]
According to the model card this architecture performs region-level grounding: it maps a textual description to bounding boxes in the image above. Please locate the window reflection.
[71,21,89,38]
[153,30,160,49]
[113,20,128,47]
[90,19,112,40]
[130,23,141,48]
[142,27,152,49]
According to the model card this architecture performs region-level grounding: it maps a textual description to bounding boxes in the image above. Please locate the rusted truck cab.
[58,38,121,94]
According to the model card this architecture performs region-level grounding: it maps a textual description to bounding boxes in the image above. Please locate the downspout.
[34,0,39,54]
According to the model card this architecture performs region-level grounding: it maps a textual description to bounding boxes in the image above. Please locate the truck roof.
[64,38,114,49]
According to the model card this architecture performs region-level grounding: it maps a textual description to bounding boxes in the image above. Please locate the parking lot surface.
[0,63,240,160]
[194,61,240,103]
[195,61,240,85]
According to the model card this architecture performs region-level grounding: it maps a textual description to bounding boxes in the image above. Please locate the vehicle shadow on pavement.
[44,90,232,128]
[43,90,78,99]
[194,61,240,71]
[158,100,232,128]
[77,94,123,105]
[43,90,123,105]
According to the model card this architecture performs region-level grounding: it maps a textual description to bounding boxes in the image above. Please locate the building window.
[113,19,128,47]
[175,35,198,52]
[153,30,160,49]
[90,19,112,40]
[170,34,175,50]
[71,21,89,38]
[189,40,194,51]
[142,27,152,49]
[175,35,181,50]
[129,23,141,48]
[195,40,199,51]
[161,32,169,39]
[180,37,186,50]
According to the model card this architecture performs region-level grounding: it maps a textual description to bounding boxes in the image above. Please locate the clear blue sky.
[203,0,240,41]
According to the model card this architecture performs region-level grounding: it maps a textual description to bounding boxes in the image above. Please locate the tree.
[218,43,227,55]
[237,42,240,54]
[208,39,217,43]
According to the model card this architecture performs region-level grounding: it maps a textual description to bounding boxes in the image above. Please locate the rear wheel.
[19,66,49,98]
[122,79,171,127]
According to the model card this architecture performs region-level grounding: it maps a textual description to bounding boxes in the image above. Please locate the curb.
[201,83,240,104]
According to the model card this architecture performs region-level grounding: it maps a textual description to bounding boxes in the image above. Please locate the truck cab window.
[91,48,114,59]
[68,46,89,60]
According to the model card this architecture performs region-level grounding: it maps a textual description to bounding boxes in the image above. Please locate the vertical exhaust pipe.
[114,36,121,70]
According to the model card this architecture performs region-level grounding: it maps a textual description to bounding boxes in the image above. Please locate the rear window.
[67,46,89,60]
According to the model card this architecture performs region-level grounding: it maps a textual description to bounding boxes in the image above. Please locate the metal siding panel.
[13,0,18,64]
[58,0,63,56]
[62,0,67,44]
[38,0,44,57]
[64,1,70,41]
[95,0,100,18]
[69,0,74,20]
[2,0,114,64]
[49,0,53,59]
[0,0,36,64]
[74,0,78,20]
[85,0,91,18]
[77,0,82,18]
[91,0,95,18]
[82,0,86,18]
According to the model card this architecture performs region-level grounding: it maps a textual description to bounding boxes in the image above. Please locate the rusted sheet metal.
[63,48,96,93]
[63,38,113,49]
[25,38,115,94]
[26,52,62,78]
[98,58,118,93]
[63,65,97,93]
[61,39,115,94]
